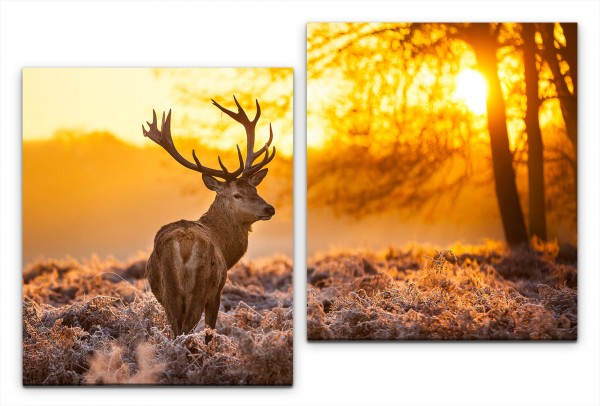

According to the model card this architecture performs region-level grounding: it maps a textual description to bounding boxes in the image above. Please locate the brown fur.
[179,238,194,264]
[142,99,275,344]
[145,177,274,343]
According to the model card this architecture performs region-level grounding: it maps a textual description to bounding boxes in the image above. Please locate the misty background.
[22,68,293,265]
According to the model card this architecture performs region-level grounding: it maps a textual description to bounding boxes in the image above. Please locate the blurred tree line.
[307,23,577,247]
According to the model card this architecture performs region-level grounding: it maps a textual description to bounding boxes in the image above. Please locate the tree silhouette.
[538,23,577,227]
[308,22,576,248]
[539,23,577,151]
[462,23,528,246]
[522,23,547,241]
[308,23,476,218]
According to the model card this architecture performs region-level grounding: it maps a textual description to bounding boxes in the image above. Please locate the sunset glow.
[453,69,488,115]
[22,68,294,263]
[23,68,294,157]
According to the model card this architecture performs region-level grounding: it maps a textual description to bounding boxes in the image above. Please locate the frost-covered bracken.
[307,241,576,340]
[22,255,293,385]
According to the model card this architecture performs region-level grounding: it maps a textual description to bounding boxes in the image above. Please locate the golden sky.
[23,68,294,155]
[305,22,576,251]
[22,68,294,263]
[23,68,175,145]
[307,66,489,149]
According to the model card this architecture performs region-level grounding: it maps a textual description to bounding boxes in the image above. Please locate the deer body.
[142,97,276,342]
[147,220,228,338]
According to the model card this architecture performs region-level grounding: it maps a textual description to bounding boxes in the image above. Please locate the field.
[22,254,293,385]
[307,241,577,340]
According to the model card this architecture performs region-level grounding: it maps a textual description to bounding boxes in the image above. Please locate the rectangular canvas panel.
[22,68,293,384]
[307,23,577,340]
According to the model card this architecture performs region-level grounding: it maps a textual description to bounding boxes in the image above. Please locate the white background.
[1,1,599,405]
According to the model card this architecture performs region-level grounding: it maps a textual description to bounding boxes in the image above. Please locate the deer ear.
[247,168,268,187]
[202,174,224,192]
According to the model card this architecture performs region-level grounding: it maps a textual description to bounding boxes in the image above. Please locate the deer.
[142,96,276,344]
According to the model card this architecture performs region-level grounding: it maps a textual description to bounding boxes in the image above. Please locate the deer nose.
[264,206,275,216]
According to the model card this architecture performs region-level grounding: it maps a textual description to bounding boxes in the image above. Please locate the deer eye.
[233,194,243,199]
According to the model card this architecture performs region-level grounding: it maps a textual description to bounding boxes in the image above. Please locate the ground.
[22,254,293,385]
[307,240,577,340]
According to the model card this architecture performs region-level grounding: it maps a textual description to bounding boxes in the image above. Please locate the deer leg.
[163,306,179,337]
[204,294,221,345]
[147,260,181,337]
[181,305,204,335]
[158,294,184,337]
[177,296,188,336]
[181,288,207,335]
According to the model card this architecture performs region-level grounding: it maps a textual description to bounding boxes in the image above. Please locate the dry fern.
[23,255,293,385]
[308,242,577,340]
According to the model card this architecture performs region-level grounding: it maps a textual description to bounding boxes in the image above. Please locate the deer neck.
[198,200,250,269]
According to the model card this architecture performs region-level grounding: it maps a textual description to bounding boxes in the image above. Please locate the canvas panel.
[307,22,577,341]
[22,67,294,385]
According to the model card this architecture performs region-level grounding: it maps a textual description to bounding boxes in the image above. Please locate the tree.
[524,23,577,230]
[539,23,577,151]
[461,23,528,246]
[522,23,547,240]
[308,23,530,246]
[538,23,577,227]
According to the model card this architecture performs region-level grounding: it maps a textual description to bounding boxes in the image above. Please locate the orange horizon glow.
[22,68,294,157]
[308,47,566,151]
[22,68,294,264]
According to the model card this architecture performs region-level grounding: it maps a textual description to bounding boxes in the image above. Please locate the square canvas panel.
[22,68,293,384]
[307,23,577,340]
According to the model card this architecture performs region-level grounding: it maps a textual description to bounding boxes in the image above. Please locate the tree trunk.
[539,23,577,151]
[522,23,547,241]
[467,24,529,247]
[560,22,578,223]
[539,22,578,224]
[561,23,578,96]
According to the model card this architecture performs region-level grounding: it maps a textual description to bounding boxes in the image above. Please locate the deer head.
[142,96,276,223]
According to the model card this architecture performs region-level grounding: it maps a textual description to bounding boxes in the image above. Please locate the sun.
[453,69,488,115]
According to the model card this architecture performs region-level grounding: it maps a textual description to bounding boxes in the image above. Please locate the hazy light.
[22,68,294,157]
[23,68,175,146]
[453,69,488,115]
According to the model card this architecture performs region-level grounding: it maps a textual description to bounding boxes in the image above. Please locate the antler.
[142,109,244,181]
[211,96,276,178]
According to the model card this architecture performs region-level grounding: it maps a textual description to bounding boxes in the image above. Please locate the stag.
[142,96,276,343]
